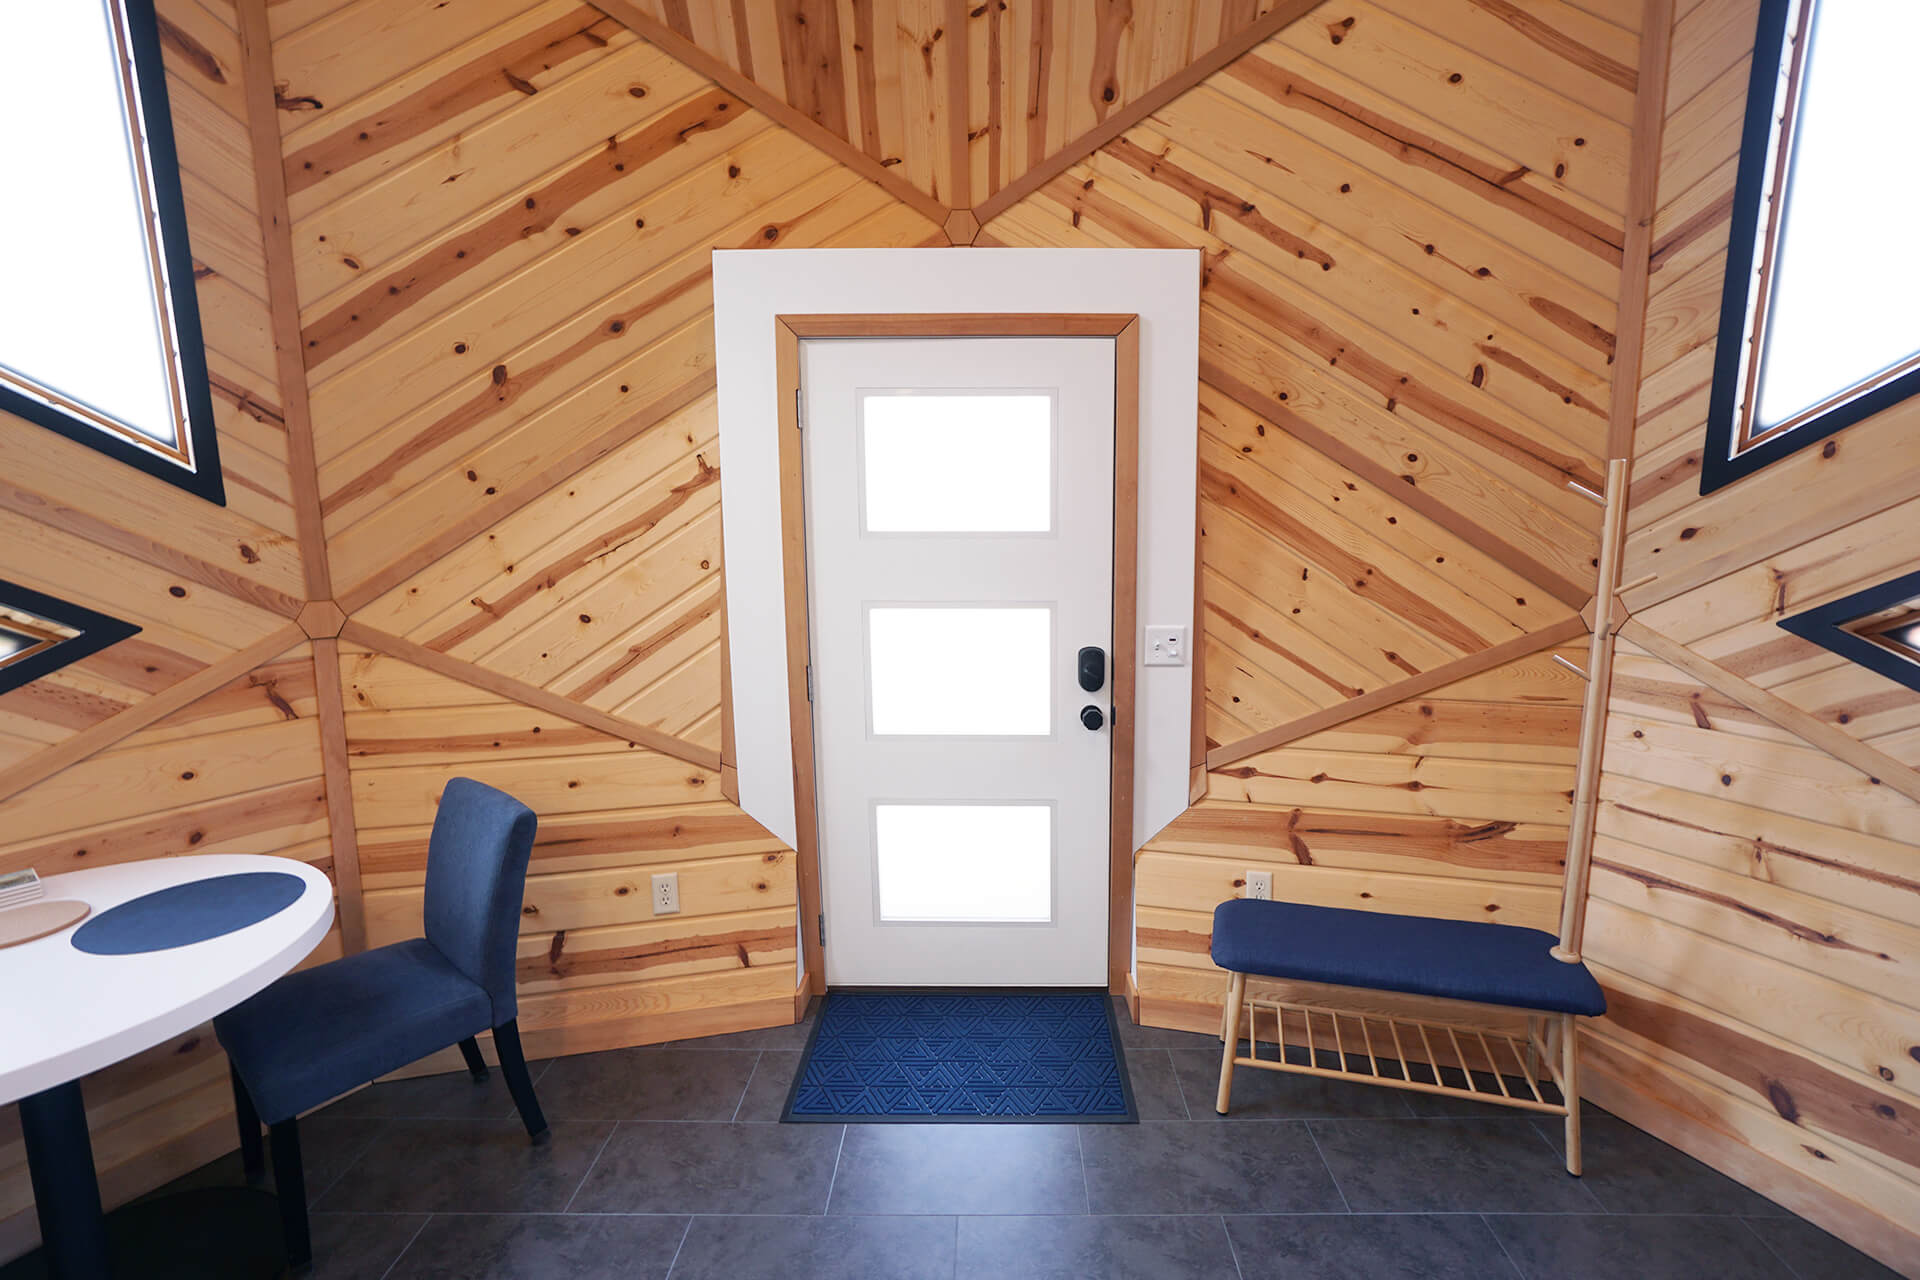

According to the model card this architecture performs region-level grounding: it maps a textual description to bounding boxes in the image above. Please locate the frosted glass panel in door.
[875,804,1053,922]
[861,393,1053,532]
[868,607,1051,736]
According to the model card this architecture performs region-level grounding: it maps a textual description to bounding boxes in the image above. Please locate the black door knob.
[1080,704,1104,731]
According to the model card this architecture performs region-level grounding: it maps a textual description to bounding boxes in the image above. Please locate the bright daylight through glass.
[1752,0,1920,429]
[0,1,179,445]
[875,804,1053,922]
[861,393,1053,532]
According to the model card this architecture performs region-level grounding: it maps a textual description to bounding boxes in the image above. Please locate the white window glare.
[0,0,182,449]
[1749,1,1920,431]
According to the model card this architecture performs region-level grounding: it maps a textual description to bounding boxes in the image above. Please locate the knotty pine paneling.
[0,640,339,1256]
[339,644,797,1057]
[1580,1,1920,1269]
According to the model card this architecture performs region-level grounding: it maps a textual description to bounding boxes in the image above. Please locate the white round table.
[0,854,334,1279]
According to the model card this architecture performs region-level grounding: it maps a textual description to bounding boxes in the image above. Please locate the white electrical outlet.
[1245,870,1272,900]
[1143,625,1188,666]
[651,871,680,915]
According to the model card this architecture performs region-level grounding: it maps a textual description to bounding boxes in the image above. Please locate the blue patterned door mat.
[781,989,1137,1123]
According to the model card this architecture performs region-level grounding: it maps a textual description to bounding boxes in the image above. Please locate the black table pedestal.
[10,1081,286,1280]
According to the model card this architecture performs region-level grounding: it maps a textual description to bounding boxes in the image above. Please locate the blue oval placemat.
[71,871,306,956]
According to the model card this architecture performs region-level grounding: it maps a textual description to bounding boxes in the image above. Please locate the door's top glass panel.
[1751,1,1920,432]
[874,803,1052,923]
[860,392,1053,533]
[868,606,1051,737]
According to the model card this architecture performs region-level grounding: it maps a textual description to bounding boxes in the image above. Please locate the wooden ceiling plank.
[589,0,952,223]
[973,0,1324,224]
[339,620,723,774]
[237,0,333,603]
[1205,615,1589,771]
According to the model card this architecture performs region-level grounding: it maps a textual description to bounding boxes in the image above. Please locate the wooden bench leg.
[1561,1012,1582,1176]
[1215,972,1246,1115]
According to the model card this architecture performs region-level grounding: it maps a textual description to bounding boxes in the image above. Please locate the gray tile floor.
[143,1000,1904,1278]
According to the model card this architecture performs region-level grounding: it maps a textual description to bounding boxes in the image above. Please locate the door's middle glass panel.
[875,803,1053,922]
[868,606,1051,736]
[860,392,1053,532]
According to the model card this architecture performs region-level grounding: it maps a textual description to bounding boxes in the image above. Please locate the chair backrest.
[423,777,538,1022]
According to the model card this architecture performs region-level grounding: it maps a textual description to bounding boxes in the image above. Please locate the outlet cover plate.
[651,871,680,915]
[1245,870,1272,900]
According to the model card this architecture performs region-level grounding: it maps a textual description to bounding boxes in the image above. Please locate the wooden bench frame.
[1213,971,1587,1175]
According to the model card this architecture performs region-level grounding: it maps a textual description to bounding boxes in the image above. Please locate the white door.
[801,335,1116,986]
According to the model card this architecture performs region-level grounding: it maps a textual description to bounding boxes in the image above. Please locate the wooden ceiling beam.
[589,0,951,226]
[236,0,333,604]
[340,620,724,775]
[1619,618,1920,807]
[1605,0,1676,463]
[1205,615,1589,772]
[973,0,1324,226]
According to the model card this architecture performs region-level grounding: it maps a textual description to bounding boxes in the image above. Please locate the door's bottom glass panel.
[874,803,1052,923]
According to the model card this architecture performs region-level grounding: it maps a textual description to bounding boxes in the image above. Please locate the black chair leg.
[269,1118,311,1268]
[230,1064,264,1182]
[493,1019,548,1142]
[457,1036,489,1082]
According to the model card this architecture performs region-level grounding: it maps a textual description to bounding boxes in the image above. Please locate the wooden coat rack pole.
[1553,457,1630,963]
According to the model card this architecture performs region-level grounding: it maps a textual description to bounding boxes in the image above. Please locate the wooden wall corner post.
[1553,457,1630,963]
[310,636,366,954]
[771,314,1142,998]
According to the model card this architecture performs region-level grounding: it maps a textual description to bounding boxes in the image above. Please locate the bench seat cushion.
[1210,898,1606,1017]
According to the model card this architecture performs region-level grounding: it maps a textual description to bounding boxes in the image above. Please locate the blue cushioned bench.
[1209,898,1607,1174]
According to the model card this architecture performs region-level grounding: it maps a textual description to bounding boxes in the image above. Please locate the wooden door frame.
[773,313,1141,996]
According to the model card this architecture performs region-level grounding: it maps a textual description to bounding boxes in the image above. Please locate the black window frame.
[0,578,142,698]
[1777,568,1920,696]
[0,0,225,506]
[1700,0,1920,494]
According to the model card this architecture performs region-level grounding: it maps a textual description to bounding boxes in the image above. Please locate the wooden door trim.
[773,313,1142,995]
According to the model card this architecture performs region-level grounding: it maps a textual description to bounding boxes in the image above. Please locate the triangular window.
[0,580,141,697]
[0,0,223,503]
[1702,0,1920,492]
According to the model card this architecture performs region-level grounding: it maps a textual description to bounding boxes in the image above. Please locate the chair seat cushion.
[215,938,493,1123]
[1209,899,1606,1017]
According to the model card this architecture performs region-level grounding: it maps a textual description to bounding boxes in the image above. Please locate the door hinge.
[805,664,812,702]
[817,913,826,947]
[794,386,803,428]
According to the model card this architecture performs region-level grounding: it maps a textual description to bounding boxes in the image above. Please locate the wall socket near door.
[1143,624,1188,666]
[651,872,680,915]
[1244,870,1273,900]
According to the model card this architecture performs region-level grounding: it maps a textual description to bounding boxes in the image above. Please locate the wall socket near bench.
[651,872,680,915]
[1244,870,1272,900]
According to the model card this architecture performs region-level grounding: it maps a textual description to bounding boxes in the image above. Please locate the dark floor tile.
[1226,1213,1519,1280]
[1176,1048,1413,1120]
[828,1124,1086,1215]
[1488,1214,1797,1280]
[1110,997,1222,1050]
[1309,1118,1601,1213]
[1126,1048,1190,1121]
[734,1050,800,1121]
[142,1115,384,1207]
[957,1214,1239,1279]
[669,1215,955,1280]
[312,1118,612,1213]
[1080,1121,1343,1215]
[568,1121,843,1214]
[536,1048,758,1121]
[1744,1217,1907,1279]
[317,1060,552,1121]
[1532,1113,1781,1215]
[1397,1062,1566,1118]
[383,1212,687,1279]
[657,1008,816,1051]
[306,1213,430,1279]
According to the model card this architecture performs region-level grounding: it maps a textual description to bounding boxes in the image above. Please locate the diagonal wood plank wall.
[5,0,1915,1268]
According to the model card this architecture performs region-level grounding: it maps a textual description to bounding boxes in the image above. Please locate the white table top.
[0,854,334,1105]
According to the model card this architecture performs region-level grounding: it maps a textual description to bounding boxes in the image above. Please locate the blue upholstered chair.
[215,778,547,1267]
